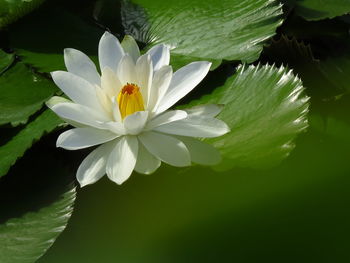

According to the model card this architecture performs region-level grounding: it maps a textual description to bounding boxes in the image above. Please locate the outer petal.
[99,31,125,73]
[57,127,119,150]
[147,44,170,71]
[147,65,172,112]
[124,111,149,135]
[146,110,187,130]
[138,131,190,167]
[106,136,138,185]
[136,54,153,106]
[77,141,115,187]
[64,48,100,86]
[117,54,136,85]
[51,71,103,112]
[51,102,110,129]
[134,141,161,174]
[46,96,71,108]
[156,61,211,114]
[153,115,230,138]
[185,104,224,118]
[121,35,140,63]
[176,136,221,165]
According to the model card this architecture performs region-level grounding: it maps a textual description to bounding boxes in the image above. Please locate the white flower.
[47,32,230,186]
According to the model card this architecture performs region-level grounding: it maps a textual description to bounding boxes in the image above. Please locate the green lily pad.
[0,50,14,75]
[284,0,350,21]
[0,62,57,126]
[0,0,46,28]
[121,0,283,68]
[0,110,63,178]
[184,64,309,170]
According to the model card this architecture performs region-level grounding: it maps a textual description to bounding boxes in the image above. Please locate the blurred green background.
[36,95,350,263]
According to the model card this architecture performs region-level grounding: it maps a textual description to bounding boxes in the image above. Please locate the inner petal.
[117,83,145,119]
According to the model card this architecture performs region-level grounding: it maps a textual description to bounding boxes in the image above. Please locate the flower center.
[117,83,145,119]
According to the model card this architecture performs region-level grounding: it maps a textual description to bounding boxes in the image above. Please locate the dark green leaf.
[0,50,14,75]
[0,186,76,263]
[0,110,63,178]
[285,0,350,21]
[0,62,57,126]
[10,9,103,73]
[262,36,344,98]
[0,0,45,28]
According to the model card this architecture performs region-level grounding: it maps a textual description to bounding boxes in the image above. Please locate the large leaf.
[0,186,76,263]
[319,48,350,93]
[0,0,45,28]
[0,110,63,178]
[262,36,344,98]
[0,62,57,126]
[120,0,283,67]
[262,36,350,96]
[284,0,350,21]
[184,64,309,170]
[10,9,103,73]
[0,132,77,263]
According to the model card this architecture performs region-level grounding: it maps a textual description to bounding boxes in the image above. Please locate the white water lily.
[47,32,229,186]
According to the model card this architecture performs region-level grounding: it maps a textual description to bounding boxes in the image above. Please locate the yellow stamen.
[117,83,144,119]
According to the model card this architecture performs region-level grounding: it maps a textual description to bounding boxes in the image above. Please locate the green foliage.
[0,0,45,28]
[0,61,57,126]
[319,48,350,93]
[0,186,76,263]
[10,10,102,73]
[0,110,63,178]
[285,0,350,21]
[0,50,14,74]
[183,64,309,170]
[122,0,283,68]
[262,36,344,98]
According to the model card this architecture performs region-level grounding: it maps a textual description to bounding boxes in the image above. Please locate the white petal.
[99,31,125,73]
[57,127,118,150]
[134,141,161,174]
[121,35,140,63]
[153,115,230,138]
[147,65,172,112]
[64,48,100,86]
[146,110,187,130]
[136,54,153,106]
[106,136,138,185]
[77,141,115,187]
[156,61,211,114]
[101,67,123,97]
[51,71,102,112]
[147,44,170,71]
[138,131,190,167]
[124,111,149,135]
[185,104,224,118]
[176,136,221,165]
[103,121,126,135]
[51,102,110,129]
[117,54,136,84]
